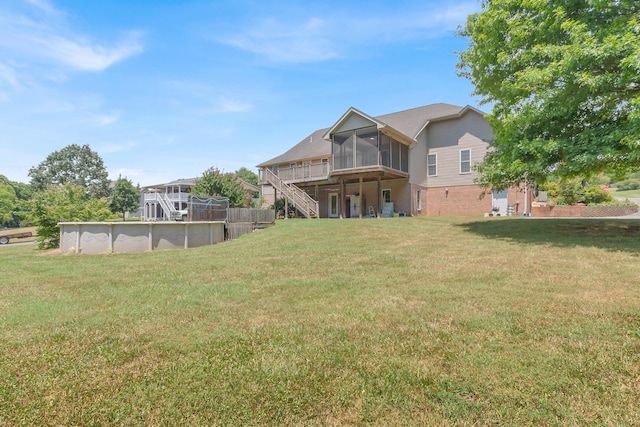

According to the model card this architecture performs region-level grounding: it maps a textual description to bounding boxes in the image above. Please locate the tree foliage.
[457,0,640,188]
[28,144,110,198]
[539,179,613,205]
[235,167,259,187]
[0,175,32,227]
[28,184,112,249]
[110,175,140,221]
[0,184,17,226]
[193,167,250,208]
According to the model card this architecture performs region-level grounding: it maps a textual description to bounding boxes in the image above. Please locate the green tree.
[0,183,18,226]
[28,144,110,198]
[0,175,32,227]
[457,0,640,189]
[193,167,250,208]
[235,167,259,187]
[11,181,32,201]
[110,175,140,221]
[28,184,112,249]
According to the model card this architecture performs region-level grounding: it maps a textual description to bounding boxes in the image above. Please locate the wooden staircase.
[261,168,319,218]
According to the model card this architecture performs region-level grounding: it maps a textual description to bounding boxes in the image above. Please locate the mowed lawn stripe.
[1,217,639,425]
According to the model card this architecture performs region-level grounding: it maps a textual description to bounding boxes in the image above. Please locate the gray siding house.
[258,103,527,218]
[141,177,259,221]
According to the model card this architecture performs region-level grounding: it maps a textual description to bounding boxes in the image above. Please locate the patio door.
[328,193,339,218]
[492,190,509,216]
[350,195,360,218]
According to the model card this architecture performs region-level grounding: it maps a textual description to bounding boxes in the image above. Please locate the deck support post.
[340,178,346,219]
[284,196,289,219]
[359,178,363,219]
[377,177,382,218]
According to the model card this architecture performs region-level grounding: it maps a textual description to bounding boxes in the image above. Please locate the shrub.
[28,184,112,249]
[616,180,640,191]
[555,181,584,205]
[273,198,297,218]
[583,187,613,205]
[539,181,560,200]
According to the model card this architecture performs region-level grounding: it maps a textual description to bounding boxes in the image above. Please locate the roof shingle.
[257,103,468,167]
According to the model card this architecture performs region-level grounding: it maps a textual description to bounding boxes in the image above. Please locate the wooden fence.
[226,208,276,240]
[228,208,275,224]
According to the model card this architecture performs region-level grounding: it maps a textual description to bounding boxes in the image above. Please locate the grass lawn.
[609,188,640,199]
[1,217,639,425]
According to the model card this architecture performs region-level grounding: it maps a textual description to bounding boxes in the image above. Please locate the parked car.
[171,209,188,221]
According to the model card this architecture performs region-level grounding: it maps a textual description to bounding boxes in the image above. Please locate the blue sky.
[0,0,482,187]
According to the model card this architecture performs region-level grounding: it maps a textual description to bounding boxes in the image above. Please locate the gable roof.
[376,103,467,139]
[144,177,198,190]
[257,103,477,167]
[257,127,330,167]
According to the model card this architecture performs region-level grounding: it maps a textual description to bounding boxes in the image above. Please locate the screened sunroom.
[331,126,409,175]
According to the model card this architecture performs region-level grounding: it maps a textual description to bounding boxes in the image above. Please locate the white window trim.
[460,149,471,174]
[427,153,437,177]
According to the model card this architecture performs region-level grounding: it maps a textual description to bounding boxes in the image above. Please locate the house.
[257,103,529,218]
[142,178,196,221]
[141,177,260,221]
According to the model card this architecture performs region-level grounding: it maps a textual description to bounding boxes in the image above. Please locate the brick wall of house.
[531,205,639,217]
[420,185,492,216]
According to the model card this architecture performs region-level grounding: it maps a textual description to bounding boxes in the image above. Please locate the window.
[356,128,379,167]
[333,132,353,170]
[330,128,406,172]
[401,143,409,172]
[329,193,339,218]
[380,134,391,167]
[391,140,400,170]
[460,149,471,174]
[416,190,421,211]
[427,153,437,176]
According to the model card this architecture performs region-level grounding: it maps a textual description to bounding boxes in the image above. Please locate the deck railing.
[143,192,189,204]
[259,163,330,184]
[260,168,319,218]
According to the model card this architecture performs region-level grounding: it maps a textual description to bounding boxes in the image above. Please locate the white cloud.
[0,63,20,88]
[103,140,137,154]
[220,17,338,63]
[217,2,478,63]
[163,79,253,115]
[24,0,60,16]
[96,112,120,126]
[109,168,145,183]
[217,96,252,113]
[0,2,144,75]
[41,32,144,72]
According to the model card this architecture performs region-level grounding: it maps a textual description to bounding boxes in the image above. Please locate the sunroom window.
[333,132,353,170]
[332,126,408,173]
[356,128,379,167]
